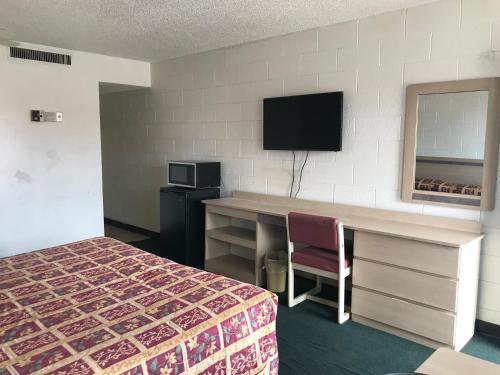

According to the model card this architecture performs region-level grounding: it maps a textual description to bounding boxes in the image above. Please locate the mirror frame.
[402,78,500,211]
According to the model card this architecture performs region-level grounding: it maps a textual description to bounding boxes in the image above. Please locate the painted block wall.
[0,44,150,255]
[100,0,500,324]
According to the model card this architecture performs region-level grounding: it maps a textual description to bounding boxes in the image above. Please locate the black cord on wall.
[294,151,309,198]
[290,151,296,198]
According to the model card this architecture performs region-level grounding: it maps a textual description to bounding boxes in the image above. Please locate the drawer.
[352,287,456,345]
[353,259,458,312]
[354,232,460,278]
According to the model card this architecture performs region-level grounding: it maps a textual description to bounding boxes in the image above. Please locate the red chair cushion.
[291,246,352,273]
[288,212,339,251]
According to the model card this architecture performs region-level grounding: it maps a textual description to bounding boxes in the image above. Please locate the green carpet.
[275,292,500,374]
[130,238,500,374]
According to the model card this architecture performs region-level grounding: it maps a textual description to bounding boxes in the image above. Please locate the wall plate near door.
[31,110,63,122]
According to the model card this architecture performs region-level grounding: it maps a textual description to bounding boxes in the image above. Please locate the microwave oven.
[168,161,221,189]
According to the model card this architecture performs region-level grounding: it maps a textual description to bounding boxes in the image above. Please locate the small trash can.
[265,251,287,293]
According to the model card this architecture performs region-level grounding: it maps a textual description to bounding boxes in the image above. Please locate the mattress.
[0,237,278,375]
[414,178,481,196]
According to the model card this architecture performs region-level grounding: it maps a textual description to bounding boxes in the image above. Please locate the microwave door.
[169,164,195,187]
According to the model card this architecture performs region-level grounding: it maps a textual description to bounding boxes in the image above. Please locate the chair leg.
[337,274,350,324]
[287,261,295,307]
[316,275,322,292]
[289,266,323,307]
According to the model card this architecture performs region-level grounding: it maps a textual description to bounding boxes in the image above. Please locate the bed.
[414,178,482,196]
[0,237,278,375]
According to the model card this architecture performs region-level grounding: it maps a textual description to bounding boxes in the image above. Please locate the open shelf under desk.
[205,254,255,284]
[206,225,256,249]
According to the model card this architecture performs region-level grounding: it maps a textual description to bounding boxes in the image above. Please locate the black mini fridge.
[160,186,219,268]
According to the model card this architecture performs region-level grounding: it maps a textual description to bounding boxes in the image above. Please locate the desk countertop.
[204,197,484,247]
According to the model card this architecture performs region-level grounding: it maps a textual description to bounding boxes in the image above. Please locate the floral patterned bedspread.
[0,237,278,375]
[414,178,481,196]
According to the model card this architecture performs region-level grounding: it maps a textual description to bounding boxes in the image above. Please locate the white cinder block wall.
[100,0,500,324]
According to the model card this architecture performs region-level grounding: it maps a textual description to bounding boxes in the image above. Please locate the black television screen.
[263,92,343,151]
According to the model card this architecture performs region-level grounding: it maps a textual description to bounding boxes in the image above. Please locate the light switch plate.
[31,110,63,122]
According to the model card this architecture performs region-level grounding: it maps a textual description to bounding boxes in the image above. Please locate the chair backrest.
[288,212,340,251]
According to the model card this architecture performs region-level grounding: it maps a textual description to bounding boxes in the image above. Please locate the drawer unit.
[352,287,456,345]
[353,258,458,312]
[354,232,460,278]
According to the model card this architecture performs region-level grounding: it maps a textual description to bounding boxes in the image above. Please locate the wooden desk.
[417,348,500,375]
[203,191,484,351]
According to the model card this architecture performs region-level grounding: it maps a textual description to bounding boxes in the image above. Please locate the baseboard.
[475,319,500,338]
[104,217,159,238]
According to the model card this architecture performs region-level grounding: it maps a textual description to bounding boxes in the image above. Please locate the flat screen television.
[263,91,343,151]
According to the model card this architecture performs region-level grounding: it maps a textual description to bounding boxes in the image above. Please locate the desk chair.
[287,212,351,324]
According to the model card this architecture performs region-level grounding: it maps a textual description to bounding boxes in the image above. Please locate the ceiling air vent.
[9,47,71,65]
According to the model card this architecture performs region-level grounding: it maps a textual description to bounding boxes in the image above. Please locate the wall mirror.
[402,78,500,210]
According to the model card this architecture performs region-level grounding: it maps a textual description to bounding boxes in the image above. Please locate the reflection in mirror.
[414,91,488,198]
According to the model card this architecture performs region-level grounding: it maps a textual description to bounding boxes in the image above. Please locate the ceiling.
[0,0,439,62]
